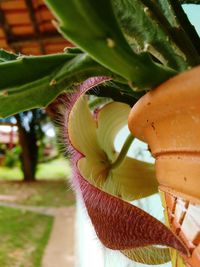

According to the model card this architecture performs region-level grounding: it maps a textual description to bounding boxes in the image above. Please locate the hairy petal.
[63,76,188,262]
[77,172,187,254]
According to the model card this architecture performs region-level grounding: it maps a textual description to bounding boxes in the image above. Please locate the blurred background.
[0,1,199,267]
[0,1,75,266]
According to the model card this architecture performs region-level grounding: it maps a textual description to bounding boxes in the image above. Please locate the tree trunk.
[16,114,38,182]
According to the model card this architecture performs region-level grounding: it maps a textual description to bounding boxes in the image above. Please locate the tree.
[15,109,45,182]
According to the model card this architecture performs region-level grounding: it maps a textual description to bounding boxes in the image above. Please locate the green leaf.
[89,82,142,106]
[0,51,74,89]
[45,0,177,90]
[113,0,190,70]
[144,0,200,66]
[166,0,200,56]
[0,53,113,118]
[0,49,18,61]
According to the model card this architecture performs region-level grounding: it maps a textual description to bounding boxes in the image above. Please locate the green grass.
[37,158,71,180]
[0,206,53,267]
[0,165,23,180]
[0,158,71,181]
[0,157,75,266]
[0,180,75,207]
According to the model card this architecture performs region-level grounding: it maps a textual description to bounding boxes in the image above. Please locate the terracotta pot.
[128,66,200,267]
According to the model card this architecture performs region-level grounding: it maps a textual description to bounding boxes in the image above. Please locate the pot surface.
[128,66,200,267]
[128,66,200,200]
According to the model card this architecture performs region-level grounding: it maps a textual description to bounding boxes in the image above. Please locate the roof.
[0,0,72,55]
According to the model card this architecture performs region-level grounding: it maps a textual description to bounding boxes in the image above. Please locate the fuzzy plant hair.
[59,76,188,264]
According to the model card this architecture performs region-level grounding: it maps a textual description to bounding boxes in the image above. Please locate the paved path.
[42,207,75,267]
[0,201,57,215]
[0,201,75,267]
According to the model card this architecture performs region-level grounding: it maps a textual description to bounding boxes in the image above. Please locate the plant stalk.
[111,133,134,169]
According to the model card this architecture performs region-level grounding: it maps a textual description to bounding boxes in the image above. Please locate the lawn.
[0,157,71,181]
[0,180,75,207]
[0,157,75,207]
[0,157,75,266]
[0,206,53,267]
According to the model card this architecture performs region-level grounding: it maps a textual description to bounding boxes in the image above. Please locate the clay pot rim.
[128,66,200,142]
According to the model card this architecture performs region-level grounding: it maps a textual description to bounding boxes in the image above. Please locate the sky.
[183,4,200,35]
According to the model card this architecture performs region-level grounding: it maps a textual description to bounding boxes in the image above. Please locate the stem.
[111,133,134,169]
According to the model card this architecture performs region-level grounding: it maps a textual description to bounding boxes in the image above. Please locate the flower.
[63,76,188,264]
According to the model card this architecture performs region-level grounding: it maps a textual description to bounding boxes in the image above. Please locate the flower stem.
[111,133,134,169]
